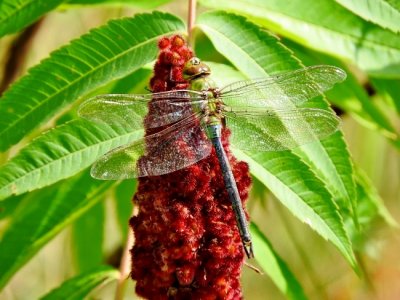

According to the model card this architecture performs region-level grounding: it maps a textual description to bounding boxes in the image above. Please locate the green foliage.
[39,265,119,300]
[199,13,356,267]
[335,0,400,33]
[114,179,136,238]
[72,202,105,272]
[198,11,357,206]
[0,172,114,289]
[251,223,308,300]
[199,0,400,77]
[286,40,400,145]
[371,78,400,114]
[236,148,355,267]
[0,1,398,299]
[0,119,142,200]
[0,0,65,37]
[0,11,185,151]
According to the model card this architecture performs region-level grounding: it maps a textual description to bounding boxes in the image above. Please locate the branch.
[0,19,43,95]
[188,0,197,47]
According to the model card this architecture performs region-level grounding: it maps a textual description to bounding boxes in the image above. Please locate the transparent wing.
[225,108,340,151]
[78,90,206,129]
[91,113,211,179]
[220,65,346,109]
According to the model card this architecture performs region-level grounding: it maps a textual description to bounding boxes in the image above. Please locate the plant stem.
[188,0,196,47]
[115,207,136,300]
[0,19,43,95]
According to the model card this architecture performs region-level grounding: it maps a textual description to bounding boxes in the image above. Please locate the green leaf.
[72,201,105,272]
[335,0,400,33]
[328,74,399,141]
[0,11,185,151]
[236,149,356,268]
[0,65,152,201]
[0,171,114,289]
[251,223,308,300]
[66,0,172,8]
[39,265,119,300]
[198,0,400,78]
[0,119,142,200]
[371,78,400,114]
[345,167,397,251]
[114,180,136,239]
[198,12,357,267]
[0,193,25,220]
[0,0,65,37]
[355,168,397,228]
[111,68,152,94]
[199,11,356,220]
[285,40,399,143]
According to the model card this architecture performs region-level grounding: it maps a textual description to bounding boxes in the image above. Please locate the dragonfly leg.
[208,124,254,259]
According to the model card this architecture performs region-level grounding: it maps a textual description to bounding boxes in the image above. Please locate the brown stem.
[114,207,136,300]
[187,0,196,47]
[0,19,44,95]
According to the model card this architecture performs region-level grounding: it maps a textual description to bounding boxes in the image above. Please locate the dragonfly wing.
[225,108,340,152]
[91,113,212,179]
[78,91,205,129]
[220,65,346,109]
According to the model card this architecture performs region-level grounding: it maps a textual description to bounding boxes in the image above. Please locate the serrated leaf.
[72,202,105,272]
[0,119,143,200]
[285,40,399,143]
[251,223,308,300]
[198,11,356,217]
[198,0,400,78]
[335,0,400,33]
[197,12,356,267]
[0,171,114,289]
[0,0,64,37]
[0,11,185,151]
[236,149,356,268]
[39,265,119,300]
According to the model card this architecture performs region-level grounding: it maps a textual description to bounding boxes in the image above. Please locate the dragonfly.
[78,57,346,259]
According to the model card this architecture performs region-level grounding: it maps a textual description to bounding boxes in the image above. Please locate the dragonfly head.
[183,57,211,80]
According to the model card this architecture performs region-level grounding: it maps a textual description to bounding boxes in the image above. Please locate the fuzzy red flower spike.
[130,35,252,299]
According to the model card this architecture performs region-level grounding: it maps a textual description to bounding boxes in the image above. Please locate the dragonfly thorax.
[190,77,224,128]
[184,58,224,128]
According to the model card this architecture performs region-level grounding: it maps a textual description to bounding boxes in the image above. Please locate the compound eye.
[191,57,201,65]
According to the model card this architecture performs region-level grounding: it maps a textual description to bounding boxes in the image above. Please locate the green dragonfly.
[79,57,346,258]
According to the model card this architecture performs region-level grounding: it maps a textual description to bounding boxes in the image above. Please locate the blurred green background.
[0,0,399,299]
